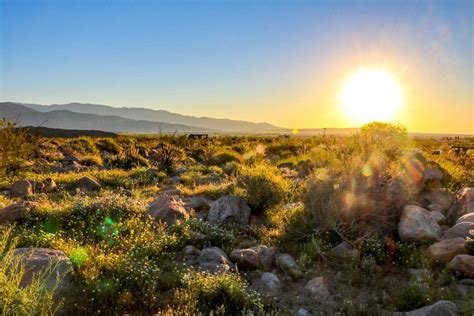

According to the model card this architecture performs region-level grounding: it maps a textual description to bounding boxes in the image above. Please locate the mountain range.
[0,101,358,135]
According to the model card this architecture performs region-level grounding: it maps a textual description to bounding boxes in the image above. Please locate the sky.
[1,0,473,134]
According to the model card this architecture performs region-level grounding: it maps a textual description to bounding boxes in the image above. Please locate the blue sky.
[1,0,472,133]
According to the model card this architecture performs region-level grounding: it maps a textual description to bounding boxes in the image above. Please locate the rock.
[447,188,474,224]
[42,178,57,193]
[424,167,444,184]
[304,276,331,300]
[456,212,474,224]
[10,180,33,197]
[183,245,200,256]
[62,161,84,173]
[297,308,309,316]
[253,272,282,296]
[175,167,188,176]
[185,197,209,212]
[145,168,161,176]
[148,196,188,226]
[157,185,182,197]
[171,176,181,185]
[428,238,468,263]
[400,152,427,195]
[330,241,359,260]
[207,195,251,226]
[441,222,474,240]
[29,180,45,193]
[448,255,474,277]
[230,245,275,270]
[394,300,459,316]
[420,189,453,212]
[429,211,447,225]
[276,253,301,278]
[427,203,445,213]
[0,202,30,224]
[62,155,79,163]
[6,248,73,295]
[76,176,101,191]
[398,205,442,243]
[198,247,235,274]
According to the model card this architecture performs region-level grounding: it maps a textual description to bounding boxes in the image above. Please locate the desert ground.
[0,121,473,315]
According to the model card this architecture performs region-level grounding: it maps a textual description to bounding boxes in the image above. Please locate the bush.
[211,149,242,166]
[65,138,97,155]
[95,138,122,155]
[0,120,35,175]
[396,282,433,311]
[177,271,262,314]
[0,226,59,314]
[239,162,292,212]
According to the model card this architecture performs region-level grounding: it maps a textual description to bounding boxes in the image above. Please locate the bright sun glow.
[339,68,403,125]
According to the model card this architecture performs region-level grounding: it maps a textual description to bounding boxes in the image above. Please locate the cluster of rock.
[9,178,57,197]
[51,155,85,173]
[398,187,474,277]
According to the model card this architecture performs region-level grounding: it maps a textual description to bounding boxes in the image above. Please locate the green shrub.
[239,162,292,212]
[0,120,36,175]
[95,138,122,155]
[396,282,433,311]
[211,149,242,166]
[65,138,97,155]
[178,271,262,314]
[0,226,59,314]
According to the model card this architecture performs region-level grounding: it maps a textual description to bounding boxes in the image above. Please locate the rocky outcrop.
[394,300,459,316]
[198,247,235,274]
[10,180,33,197]
[398,205,442,243]
[428,238,468,263]
[330,241,359,260]
[448,255,474,277]
[148,196,188,226]
[207,195,251,226]
[230,245,275,270]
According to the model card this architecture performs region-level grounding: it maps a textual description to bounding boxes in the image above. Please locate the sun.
[339,67,403,125]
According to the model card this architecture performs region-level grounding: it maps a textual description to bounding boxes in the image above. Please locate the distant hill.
[0,102,215,134]
[21,126,117,138]
[19,102,286,133]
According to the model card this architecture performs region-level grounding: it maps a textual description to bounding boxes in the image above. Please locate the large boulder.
[448,255,474,278]
[185,197,210,212]
[148,196,188,226]
[207,195,251,226]
[5,248,74,295]
[253,272,282,296]
[447,188,474,224]
[0,202,30,224]
[456,212,474,224]
[76,176,101,191]
[398,205,442,243]
[10,180,33,197]
[394,300,459,316]
[198,247,235,274]
[441,222,474,240]
[428,238,468,263]
[230,245,276,270]
[420,189,453,212]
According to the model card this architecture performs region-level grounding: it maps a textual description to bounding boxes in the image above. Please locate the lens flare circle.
[340,68,403,124]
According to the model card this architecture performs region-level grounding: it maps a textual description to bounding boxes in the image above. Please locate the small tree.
[0,120,35,176]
